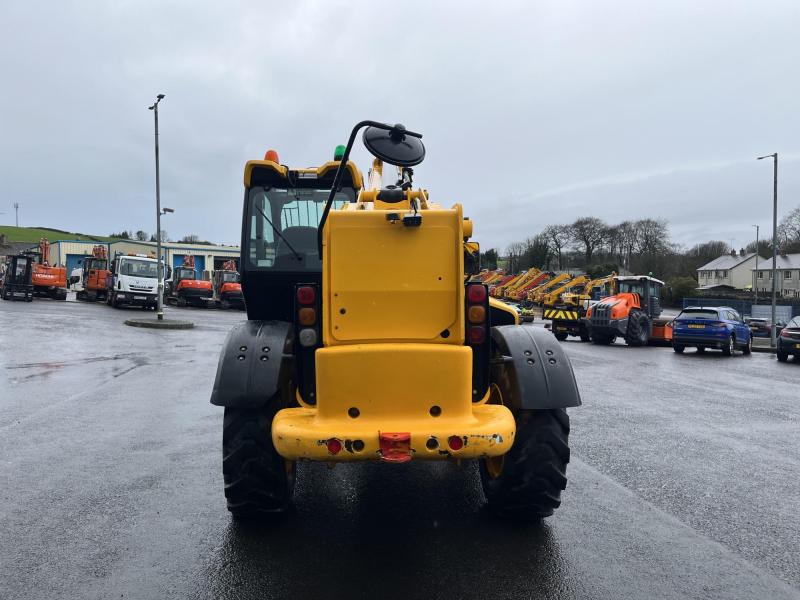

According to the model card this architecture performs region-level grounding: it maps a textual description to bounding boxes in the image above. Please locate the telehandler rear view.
[211,121,581,520]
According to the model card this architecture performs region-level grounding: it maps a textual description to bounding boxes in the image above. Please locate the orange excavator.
[212,259,244,309]
[76,245,110,302]
[28,239,67,300]
[165,255,213,307]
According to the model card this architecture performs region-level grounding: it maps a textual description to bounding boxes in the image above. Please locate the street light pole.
[149,94,165,320]
[751,224,759,306]
[757,153,778,347]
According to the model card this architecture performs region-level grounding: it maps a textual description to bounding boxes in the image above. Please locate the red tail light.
[468,326,486,345]
[467,284,487,303]
[297,286,315,305]
[780,329,791,338]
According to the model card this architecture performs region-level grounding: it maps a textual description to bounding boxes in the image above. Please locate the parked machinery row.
[1,238,67,302]
[477,268,674,347]
[3,240,244,311]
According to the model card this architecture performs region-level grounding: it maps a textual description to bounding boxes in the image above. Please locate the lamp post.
[149,94,165,320]
[751,224,759,306]
[757,153,778,347]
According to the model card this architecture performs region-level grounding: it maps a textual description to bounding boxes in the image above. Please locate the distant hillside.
[0,226,121,243]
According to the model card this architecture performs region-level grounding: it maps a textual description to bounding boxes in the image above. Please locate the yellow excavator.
[491,270,526,298]
[561,272,617,308]
[530,272,572,304]
[501,268,541,299]
[542,275,589,308]
[210,121,581,521]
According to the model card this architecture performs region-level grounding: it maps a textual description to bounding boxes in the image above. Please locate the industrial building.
[47,239,240,279]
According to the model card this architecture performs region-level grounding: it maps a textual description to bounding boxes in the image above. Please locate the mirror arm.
[316,120,422,256]
[317,120,382,256]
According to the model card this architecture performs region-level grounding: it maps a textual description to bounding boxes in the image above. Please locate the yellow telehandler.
[211,121,580,520]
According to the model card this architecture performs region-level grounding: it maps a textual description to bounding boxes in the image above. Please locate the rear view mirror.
[363,124,426,167]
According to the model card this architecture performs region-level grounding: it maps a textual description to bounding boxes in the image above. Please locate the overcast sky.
[1,0,798,252]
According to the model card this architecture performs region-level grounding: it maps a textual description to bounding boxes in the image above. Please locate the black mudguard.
[491,325,582,410]
[210,320,292,407]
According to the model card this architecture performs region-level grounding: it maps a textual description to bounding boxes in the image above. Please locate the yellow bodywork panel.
[323,207,465,345]
[489,296,521,325]
[272,344,515,461]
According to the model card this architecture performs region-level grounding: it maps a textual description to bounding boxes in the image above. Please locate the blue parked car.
[672,306,752,355]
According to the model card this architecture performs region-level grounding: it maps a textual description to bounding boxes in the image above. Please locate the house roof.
[697,253,760,271]
[753,253,800,270]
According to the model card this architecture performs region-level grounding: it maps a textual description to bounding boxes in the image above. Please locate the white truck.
[106,253,167,309]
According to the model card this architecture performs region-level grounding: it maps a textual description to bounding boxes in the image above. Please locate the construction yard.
[2,299,798,600]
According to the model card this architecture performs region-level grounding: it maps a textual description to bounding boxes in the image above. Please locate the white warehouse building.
[47,239,240,279]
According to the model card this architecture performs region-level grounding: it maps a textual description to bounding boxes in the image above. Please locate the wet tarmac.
[1,299,798,599]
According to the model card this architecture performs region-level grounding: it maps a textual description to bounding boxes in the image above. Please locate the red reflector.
[447,435,464,451]
[468,326,486,345]
[297,286,315,305]
[379,432,412,463]
[326,438,342,455]
[467,284,487,303]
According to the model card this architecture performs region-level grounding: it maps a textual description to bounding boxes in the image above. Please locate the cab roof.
[243,159,364,190]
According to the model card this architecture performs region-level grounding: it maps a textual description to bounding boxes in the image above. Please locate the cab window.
[247,186,354,271]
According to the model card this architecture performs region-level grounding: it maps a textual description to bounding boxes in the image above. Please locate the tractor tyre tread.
[222,404,293,518]
[481,409,570,520]
[625,309,649,347]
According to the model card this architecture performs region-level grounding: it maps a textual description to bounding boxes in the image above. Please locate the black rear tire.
[673,344,685,353]
[223,402,295,518]
[722,334,734,356]
[742,336,752,355]
[553,331,568,341]
[481,409,570,520]
[625,310,649,347]
[777,351,788,362]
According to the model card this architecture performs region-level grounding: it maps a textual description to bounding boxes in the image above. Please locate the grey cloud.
[1,0,798,249]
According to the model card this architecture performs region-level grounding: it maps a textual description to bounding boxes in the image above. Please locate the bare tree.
[180,234,201,244]
[634,218,671,256]
[615,221,638,270]
[520,235,551,271]
[778,206,800,251]
[135,230,148,241]
[506,241,526,274]
[569,217,607,265]
[542,224,571,270]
